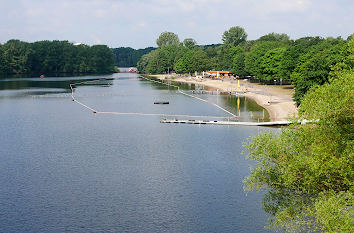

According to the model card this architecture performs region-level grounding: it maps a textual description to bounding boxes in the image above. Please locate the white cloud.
[0,0,352,48]
[261,0,311,13]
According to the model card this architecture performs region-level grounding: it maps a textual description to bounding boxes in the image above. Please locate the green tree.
[214,44,243,70]
[245,41,282,79]
[140,42,188,74]
[347,33,354,41]
[2,40,31,74]
[0,43,9,74]
[280,37,323,79]
[259,47,287,80]
[222,26,247,47]
[156,32,180,48]
[231,46,247,77]
[75,44,91,73]
[330,37,354,75]
[175,49,211,73]
[190,49,211,72]
[174,51,192,74]
[258,32,290,42]
[145,49,166,74]
[183,38,197,49]
[291,38,346,105]
[88,45,114,73]
[244,70,354,233]
[0,40,114,75]
[202,44,220,57]
[137,53,152,73]
[112,47,155,67]
[173,45,189,64]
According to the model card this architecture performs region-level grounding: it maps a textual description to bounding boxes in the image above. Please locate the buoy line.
[69,77,238,119]
[96,111,232,119]
[140,76,237,117]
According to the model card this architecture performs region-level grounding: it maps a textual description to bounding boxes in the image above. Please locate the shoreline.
[149,74,298,121]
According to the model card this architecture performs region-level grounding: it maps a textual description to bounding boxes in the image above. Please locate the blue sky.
[0,0,353,48]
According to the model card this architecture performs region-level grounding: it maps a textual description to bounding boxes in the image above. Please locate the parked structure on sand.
[128,67,137,73]
[205,70,233,78]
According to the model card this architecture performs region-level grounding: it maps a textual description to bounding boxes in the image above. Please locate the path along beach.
[150,74,298,121]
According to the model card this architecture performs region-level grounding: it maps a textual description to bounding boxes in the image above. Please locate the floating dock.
[160,119,291,126]
[154,101,169,104]
[186,90,246,95]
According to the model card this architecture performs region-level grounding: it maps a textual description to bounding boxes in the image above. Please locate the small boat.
[128,67,137,73]
[154,101,169,104]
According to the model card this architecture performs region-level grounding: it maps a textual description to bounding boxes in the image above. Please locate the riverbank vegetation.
[137,28,353,106]
[112,47,155,67]
[0,40,114,76]
[138,28,353,232]
[244,39,353,232]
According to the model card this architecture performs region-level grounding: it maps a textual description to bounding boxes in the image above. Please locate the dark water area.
[0,72,276,232]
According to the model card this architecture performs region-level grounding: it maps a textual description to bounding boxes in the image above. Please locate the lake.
[0,72,275,232]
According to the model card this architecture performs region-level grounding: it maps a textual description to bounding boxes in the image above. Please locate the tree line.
[245,40,353,232]
[0,40,114,76]
[138,29,354,232]
[112,47,155,67]
[137,28,353,105]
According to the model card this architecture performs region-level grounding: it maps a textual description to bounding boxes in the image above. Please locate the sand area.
[150,74,298,121]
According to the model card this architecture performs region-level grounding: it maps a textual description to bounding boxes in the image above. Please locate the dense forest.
[245,41,353,233]
[112,47,155,67]
[0,40,114,76]
[137,28,353,105]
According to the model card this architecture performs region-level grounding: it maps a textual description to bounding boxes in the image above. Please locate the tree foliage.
[244,70,354,232]
[231,46,247,77]
[222,26,247,46]
[156,32,180,48]
[259,47,288,80]
[183,38,197,49]
[136,53,152,74]
[245,41,283,78]
[291,39,347,105]
[175,48,211,73]
[258,32,290,42]
[280,37,323,79]
[0,40,114,75]
[138,30,352,105]
[112,47,155,67]
[215,44,240,70]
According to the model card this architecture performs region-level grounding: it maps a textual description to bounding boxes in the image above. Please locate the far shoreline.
[148,74,298,121]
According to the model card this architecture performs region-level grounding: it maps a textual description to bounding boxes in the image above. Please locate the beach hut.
[205,70,233,78]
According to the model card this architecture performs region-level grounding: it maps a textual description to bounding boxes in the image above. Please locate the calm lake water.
[0,72,275,232]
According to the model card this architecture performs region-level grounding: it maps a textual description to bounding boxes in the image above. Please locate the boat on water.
[154,101,169,105]
[128,67,137,73]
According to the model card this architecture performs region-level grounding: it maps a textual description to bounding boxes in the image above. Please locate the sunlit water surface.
[0,72,275,232]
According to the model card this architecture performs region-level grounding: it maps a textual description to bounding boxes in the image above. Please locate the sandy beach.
[149,74,298,121]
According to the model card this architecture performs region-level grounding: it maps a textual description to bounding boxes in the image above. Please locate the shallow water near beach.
[0,72,275,232]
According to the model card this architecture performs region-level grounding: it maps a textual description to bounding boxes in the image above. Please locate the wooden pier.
[187,90,245,95]
[160,119,291,127]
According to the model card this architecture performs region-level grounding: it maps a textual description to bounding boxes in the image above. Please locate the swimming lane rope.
[70,77,237,119]
[139,76,236,117]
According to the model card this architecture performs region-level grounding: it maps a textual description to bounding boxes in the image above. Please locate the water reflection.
[139,77,270,122]
[0,74,269,121]
[0,75,114,97]
[0,73,274,232]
